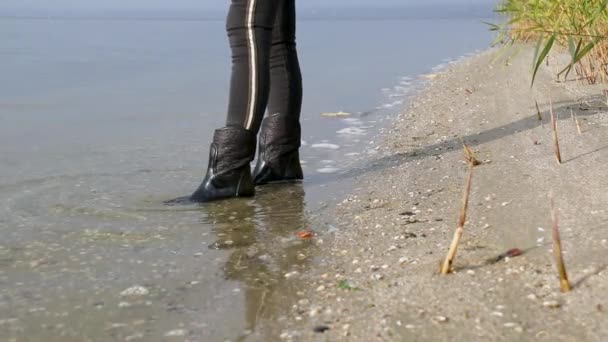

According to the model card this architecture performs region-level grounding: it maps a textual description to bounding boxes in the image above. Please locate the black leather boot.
[253,113,303,185]
[167,127,256,204]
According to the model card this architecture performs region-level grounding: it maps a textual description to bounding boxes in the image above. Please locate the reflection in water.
[200,184,312,337]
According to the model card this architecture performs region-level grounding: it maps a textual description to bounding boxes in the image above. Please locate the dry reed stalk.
[440,162,474,274]
[460,139,481,166]
[549,98,562,164]
[551,199,571,293]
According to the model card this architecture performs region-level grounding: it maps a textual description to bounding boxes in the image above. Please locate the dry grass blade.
[570,108,576,123]
[550,98,562,164]
[575,113,583,134]
[440,163,474,275]
[551,199,571,293]
[460,138,481,166]
[571,108,583,134]
[536,100,543,121]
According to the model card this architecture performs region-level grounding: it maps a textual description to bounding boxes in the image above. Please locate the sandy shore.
[253,47,608,341]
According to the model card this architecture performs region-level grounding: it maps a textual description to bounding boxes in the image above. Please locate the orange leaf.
[296,231,313,239]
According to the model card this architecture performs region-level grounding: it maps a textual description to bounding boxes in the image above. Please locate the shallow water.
[0,10,493,341]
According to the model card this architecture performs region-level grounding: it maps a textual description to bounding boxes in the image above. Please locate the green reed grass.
[490,0,608,85]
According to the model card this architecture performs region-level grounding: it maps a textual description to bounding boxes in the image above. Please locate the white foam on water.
[317,167,340,174]
[345,152,360,156]
[311,143,340,150]
[342,118,363,125]
[378,99,403,109]
[337,127,366,136]
[301,140,308,146]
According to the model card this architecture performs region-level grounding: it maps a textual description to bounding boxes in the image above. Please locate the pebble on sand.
[120,286,149,297]
[165,329,188,337]
[314,325,331,333]
[284,271,300,279]
[433,316,449,323]
[543,301,561,309]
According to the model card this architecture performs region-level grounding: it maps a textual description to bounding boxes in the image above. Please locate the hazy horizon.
[4,0,495,11]
[0,1,497,20]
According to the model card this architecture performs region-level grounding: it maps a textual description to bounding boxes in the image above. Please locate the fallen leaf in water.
[296,231,313,239]
[321,111,350,117]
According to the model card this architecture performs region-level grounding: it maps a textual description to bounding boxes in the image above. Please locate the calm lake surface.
[0,6,494,341]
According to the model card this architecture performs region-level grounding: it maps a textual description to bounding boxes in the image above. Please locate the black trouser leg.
[225,0,302,131]
[251,0,304,184]
[268,0,302,123]
[225,0,280,132]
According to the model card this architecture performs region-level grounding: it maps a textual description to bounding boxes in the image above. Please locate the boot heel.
[253,113,303,185]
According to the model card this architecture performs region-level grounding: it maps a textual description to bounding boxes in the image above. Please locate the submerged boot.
[253,113,303,185]
[188,127,256,202]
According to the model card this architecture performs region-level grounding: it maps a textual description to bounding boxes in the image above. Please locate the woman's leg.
[267,0,302,122]
[187,0,280,203]
[225,0,280,132]
[253,0,304,184]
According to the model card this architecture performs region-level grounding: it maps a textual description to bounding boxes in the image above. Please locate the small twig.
[440,162,474,275]
[550,98,562,164]
[551,199,571,293]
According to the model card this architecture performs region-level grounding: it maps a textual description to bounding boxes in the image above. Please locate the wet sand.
[253,48,608,341]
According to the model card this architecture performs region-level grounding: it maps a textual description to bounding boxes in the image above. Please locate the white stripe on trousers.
[245,0,258,130]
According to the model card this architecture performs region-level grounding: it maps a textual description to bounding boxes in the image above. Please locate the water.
[0,8,494,341]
